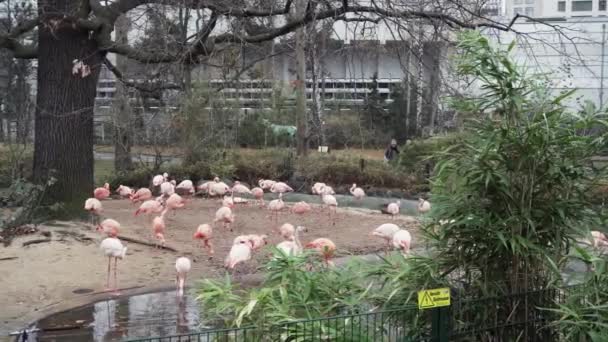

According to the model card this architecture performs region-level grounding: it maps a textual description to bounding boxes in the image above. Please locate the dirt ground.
[0,197,420,335]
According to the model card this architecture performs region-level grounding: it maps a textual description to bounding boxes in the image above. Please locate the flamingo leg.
[106,257,111,289]
[113,258,118,292]
[205,240,215,255]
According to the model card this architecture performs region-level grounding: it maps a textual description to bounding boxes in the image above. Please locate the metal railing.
[126,287,571,342]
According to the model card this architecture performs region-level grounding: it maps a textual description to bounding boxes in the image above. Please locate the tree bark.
[294,0,308,156]
[113,14,133,172]
[33,0,101,205]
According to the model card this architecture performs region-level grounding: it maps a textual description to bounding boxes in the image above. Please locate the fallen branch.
[0,256,17,261]
[22,238,52,247]
[117,235,178,252]
[90,285,146,296]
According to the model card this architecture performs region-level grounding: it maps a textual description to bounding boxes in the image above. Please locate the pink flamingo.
[135,199,164,216]
[321,193,338,225]
[291,201,311,216]
[225,236,253,270]
[176,180,195,196]
[152,212,167,248]
[100,237,127,293]
[232,181,252,195]
[94,183,111,200]
[193,224,214,255]
[279,223,307,241]
[96,218,120,237]
[175,257,191,297]
[152,173,168,187]
[84,198,103,225]
[305,238,336,267]
[209,179,230,197]
[311,182,326,195]
[130,188,152,204]
[160,180,176,197]
[386,201,401,219]
[350,183,365,200]
[371,223,400,251]
[251,187,265,206]
[418,198,431,214]
[116,185,134,199]
[166,193,186,215]
[392,229,412,255]
[214,206,235,231]
[591,231,608,248]
[276,226,306,256]
[197,181,212,195]
[247,234,268,251]
[270,182,294,194]
[267,193,285,226]
[258,179,276,190]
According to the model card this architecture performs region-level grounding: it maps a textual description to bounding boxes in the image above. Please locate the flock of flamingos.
[83,172,432,296]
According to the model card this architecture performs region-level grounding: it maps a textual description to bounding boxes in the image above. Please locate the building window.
[558,1,566,11]
[601,0,607,10]
[525,6,534,15]
[525,0,534,4]
[572,0,592,11]
[514,0,523,4]
[514,6,533,15]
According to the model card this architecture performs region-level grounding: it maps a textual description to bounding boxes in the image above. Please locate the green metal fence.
[126,287,569,342]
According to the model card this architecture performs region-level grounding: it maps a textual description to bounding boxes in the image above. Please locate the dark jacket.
[384,145,400,161]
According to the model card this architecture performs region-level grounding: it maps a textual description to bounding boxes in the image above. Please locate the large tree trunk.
[294,0,308,156]
[33,0,101,205]
[113,14,133,172]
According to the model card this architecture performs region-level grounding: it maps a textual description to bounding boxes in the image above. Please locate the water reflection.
[31,290,200,341]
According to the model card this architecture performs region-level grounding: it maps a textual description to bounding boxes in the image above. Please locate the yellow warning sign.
[418,288,451,309]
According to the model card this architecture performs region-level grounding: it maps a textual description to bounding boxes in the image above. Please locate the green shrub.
[0,144,33,187]
[397,134,462,177]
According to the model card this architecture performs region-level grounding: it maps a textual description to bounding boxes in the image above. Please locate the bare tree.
[0,0,546,203]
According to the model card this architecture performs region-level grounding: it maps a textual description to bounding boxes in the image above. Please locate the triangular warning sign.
[420,291,434,308]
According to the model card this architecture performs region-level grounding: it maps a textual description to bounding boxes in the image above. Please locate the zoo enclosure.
[127,286,568,342]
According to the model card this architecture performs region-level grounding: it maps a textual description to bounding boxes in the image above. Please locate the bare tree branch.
[0,17,38,58]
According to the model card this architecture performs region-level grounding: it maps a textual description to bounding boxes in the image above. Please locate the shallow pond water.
[25,290,203,341]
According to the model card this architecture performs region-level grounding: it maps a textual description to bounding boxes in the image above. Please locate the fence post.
[431,306,449,342]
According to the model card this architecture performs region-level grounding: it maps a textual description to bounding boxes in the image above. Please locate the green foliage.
[397,134,462,178]
[198,250,370,328]
[0,144,33,187]
[297,153,415,190]
[429,30,607,296]
[546,248,608,341]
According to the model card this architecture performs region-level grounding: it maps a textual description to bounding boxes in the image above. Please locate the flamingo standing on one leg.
[270,182,294,196]
[251,187,265,207]
[267,193,285,227]
[386,201,401,220]
[321,193,338,225]
[214,206,235,231]
[175,257,191,297]
[193,224,214,255]
[152,211,167,248]
[166,193,186,216]
[100,237,127,293]
[84,198,103,225]
[94,183,111,200]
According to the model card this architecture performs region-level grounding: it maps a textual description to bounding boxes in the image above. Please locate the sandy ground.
[0,197,420,335]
